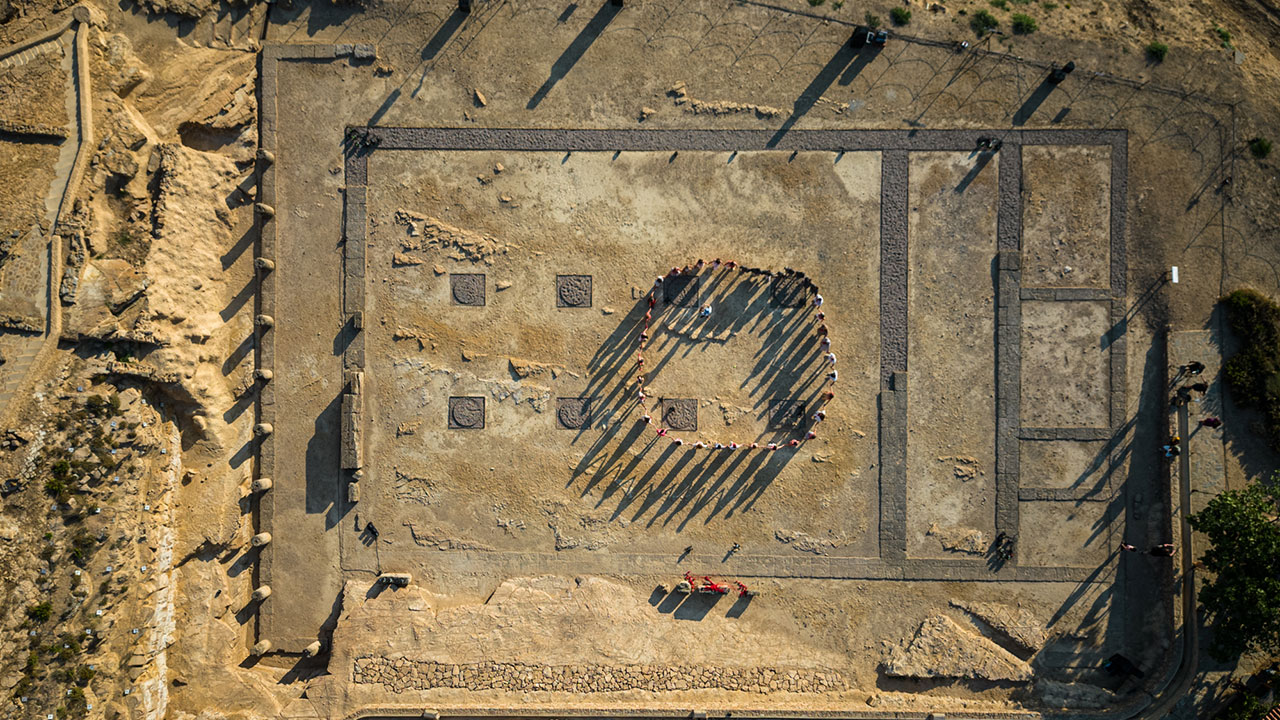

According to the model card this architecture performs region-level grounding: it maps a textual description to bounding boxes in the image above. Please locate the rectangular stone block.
[341,392,363,470]
[998,300,1021,327]
[1019,426,1112,441]
[345,370,364,395]
[258,170,276,207]
[997,391,1018,420]
[259,381,275,409]
[998,275,1020,309]
[344,279,364,315]
[257,437,275,473]
[341,426,362,470]
[1054,287,1112,301]
[999,250,1021,271]
[344,334,365,369]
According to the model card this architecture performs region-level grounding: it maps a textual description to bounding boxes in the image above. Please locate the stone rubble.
[353,657,848,695]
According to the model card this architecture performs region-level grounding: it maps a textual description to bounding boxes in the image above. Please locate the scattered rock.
[639,106,656,121]
[496,281,512,290]
[926,523,986,555]
[601,306,615,315]
[667,81,785,119]
[1036,678,1116,709]
[883,614,1033,682]
[950,600,1049,653]
[509,357,562,379]
[94,259,150,314]
[59,268,80,305]
[774,528,847,556]
[433,264,446,275]
[392,253,424,266]
[394,210,515,264]
[494,163,504,174]
[474,88,487,107]
[939,455,981,480]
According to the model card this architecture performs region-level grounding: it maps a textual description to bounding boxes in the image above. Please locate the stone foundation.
[352,657,847,695]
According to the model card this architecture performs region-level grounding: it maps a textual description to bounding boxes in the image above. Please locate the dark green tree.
[1189,478,1280,662]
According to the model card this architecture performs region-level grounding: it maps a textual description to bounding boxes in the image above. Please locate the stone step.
[0,39,59,70]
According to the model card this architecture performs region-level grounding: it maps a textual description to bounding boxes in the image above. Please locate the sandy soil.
[0,0,1276,717]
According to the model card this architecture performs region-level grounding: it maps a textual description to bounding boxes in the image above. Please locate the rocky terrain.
[0,0,1276,718]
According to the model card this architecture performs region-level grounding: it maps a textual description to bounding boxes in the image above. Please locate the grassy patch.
[1011,13,1037,33]
[1249,137,1272,159]
[44,478,68,500]
[69,531,95,566]
[1042,1,1058,8]
[890,6,911,25]
[26,602,53,622]
[1146,41,1168,61]
[970,9,999,34]
[1215,25,1232,48]
[864,11,881,27]
[989,0,1008,8]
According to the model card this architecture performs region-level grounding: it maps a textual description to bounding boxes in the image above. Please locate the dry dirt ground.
[0,0,1278,719]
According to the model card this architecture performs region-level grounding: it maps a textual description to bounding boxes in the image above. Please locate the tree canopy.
[1189,478,1280,662]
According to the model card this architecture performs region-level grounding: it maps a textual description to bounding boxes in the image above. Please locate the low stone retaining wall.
[353,658,848,695]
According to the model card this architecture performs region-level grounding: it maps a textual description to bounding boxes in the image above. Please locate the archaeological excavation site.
[1,0,1279,718]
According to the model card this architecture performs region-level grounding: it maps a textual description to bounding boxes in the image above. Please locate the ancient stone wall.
[353,657,847,695]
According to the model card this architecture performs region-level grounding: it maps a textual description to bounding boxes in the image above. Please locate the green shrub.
[1042,1,1058,8]
[1249,137,1272,159]
[114,229,133,246]
[1221,689,1278,720]
[51,459,70,480]
[26,602,52,622]
[890,7,911,24]
[989,0,1008,8]
[1215,25,1232,48]
[55,637,80,662]
[970,9,999,34]
[1189,479,1280,661]
[67,687,86,707]
[1011,13,1037,33]
[807,0,824,5]
[865,11,881,27]
[1146,41,1168,61]
[1222,289,1280,449]
[69,532,95,565]
[44,478,66,498]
